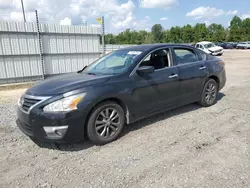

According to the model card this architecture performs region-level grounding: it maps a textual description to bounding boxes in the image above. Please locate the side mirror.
[136,66,155,75]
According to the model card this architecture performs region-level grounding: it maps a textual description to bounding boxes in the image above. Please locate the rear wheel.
[87,101,125,145]
[199,79,218,107]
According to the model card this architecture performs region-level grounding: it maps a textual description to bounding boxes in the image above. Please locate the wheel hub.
[106,120,111,126]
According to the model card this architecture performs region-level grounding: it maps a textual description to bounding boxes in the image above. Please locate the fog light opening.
[43,126,68,139]
[55,130,63,137]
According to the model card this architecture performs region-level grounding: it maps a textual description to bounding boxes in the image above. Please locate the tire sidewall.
[87,102,125,145]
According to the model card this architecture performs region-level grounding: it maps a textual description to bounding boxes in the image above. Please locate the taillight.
[218,61,225,66]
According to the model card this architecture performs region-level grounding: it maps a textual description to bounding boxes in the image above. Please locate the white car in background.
[236,42,250,49]
[195,41,223,56]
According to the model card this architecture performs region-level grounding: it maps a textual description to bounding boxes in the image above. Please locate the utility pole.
[102,16,105,55]
[21,0,26,22]
[35,10,45,79]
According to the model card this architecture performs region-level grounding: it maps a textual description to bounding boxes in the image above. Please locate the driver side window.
[140,49,170,70]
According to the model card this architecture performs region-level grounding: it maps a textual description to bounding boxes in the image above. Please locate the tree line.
[105,16,250,44]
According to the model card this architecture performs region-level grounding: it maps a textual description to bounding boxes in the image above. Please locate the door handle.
[199,66,206,70]
[168,74,178,79]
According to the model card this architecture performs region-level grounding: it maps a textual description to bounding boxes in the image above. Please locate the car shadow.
[122,92,225,137]
[33,92,226,151]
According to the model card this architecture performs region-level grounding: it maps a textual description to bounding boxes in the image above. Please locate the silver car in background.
[236,42,250,49]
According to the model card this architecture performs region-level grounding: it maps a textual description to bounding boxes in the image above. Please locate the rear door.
[171,47,209,104]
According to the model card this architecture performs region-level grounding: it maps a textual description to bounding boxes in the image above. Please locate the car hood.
[26,73,111,96]
[208,46,223,51]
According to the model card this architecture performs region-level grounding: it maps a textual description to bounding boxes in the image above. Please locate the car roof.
[196,41,213,45]
[116,43,193,52]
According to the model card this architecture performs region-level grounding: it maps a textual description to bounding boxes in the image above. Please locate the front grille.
[21,97,41,112]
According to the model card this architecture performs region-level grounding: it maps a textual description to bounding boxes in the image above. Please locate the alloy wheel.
[95,108,121,138]
[205,82,217,103]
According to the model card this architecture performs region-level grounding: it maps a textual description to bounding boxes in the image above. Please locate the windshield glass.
[83,50,142,75]
[204,43,216,48]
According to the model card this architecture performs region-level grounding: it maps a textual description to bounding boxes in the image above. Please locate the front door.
[130,48,180,118]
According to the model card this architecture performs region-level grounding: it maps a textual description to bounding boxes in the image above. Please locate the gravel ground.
[0,50,250,188]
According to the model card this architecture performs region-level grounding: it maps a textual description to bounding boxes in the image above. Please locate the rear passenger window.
[196,50,207,61]
[173,48,199,65]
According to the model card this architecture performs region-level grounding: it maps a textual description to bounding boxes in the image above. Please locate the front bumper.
[211,50,223,56]
[16,105,90,143]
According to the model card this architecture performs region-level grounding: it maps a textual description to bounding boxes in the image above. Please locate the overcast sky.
[0,0,250,33]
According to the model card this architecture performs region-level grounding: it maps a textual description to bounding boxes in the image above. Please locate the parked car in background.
[236,42,250,49]
[16,44,226,145]
[219,43,233,49]
[214,42,222,47]
[228,42,238,49]
[195,41,223,56]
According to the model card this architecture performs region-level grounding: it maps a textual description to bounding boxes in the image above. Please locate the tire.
[87,101,125,145]
[199,79,218,107]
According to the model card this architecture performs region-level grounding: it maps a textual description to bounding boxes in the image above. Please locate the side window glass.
[140,49,170,70]
[196,50,207,61]
[173,48,199,64]
[143,54,151,61]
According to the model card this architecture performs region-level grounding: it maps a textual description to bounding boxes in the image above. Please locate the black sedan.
[216,42,233,49]
[16,44,226,145]
[220,43,234,49]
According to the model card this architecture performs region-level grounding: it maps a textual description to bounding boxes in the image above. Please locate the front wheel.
[199,79,218,107]
[87,101,125,145]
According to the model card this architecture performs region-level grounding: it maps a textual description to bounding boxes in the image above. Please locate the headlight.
[18,95,24,107]
[43,93,86,112]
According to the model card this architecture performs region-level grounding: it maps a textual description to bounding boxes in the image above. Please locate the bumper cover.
[16,106,89,143]
[211,50,223,56]
[218,68,226,90]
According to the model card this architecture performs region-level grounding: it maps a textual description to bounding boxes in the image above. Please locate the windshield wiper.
[77,66,87,73]
[87,72,96,75]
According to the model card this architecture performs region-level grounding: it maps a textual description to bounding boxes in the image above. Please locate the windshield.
[204,43,216,48]
[83,50,142,75]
